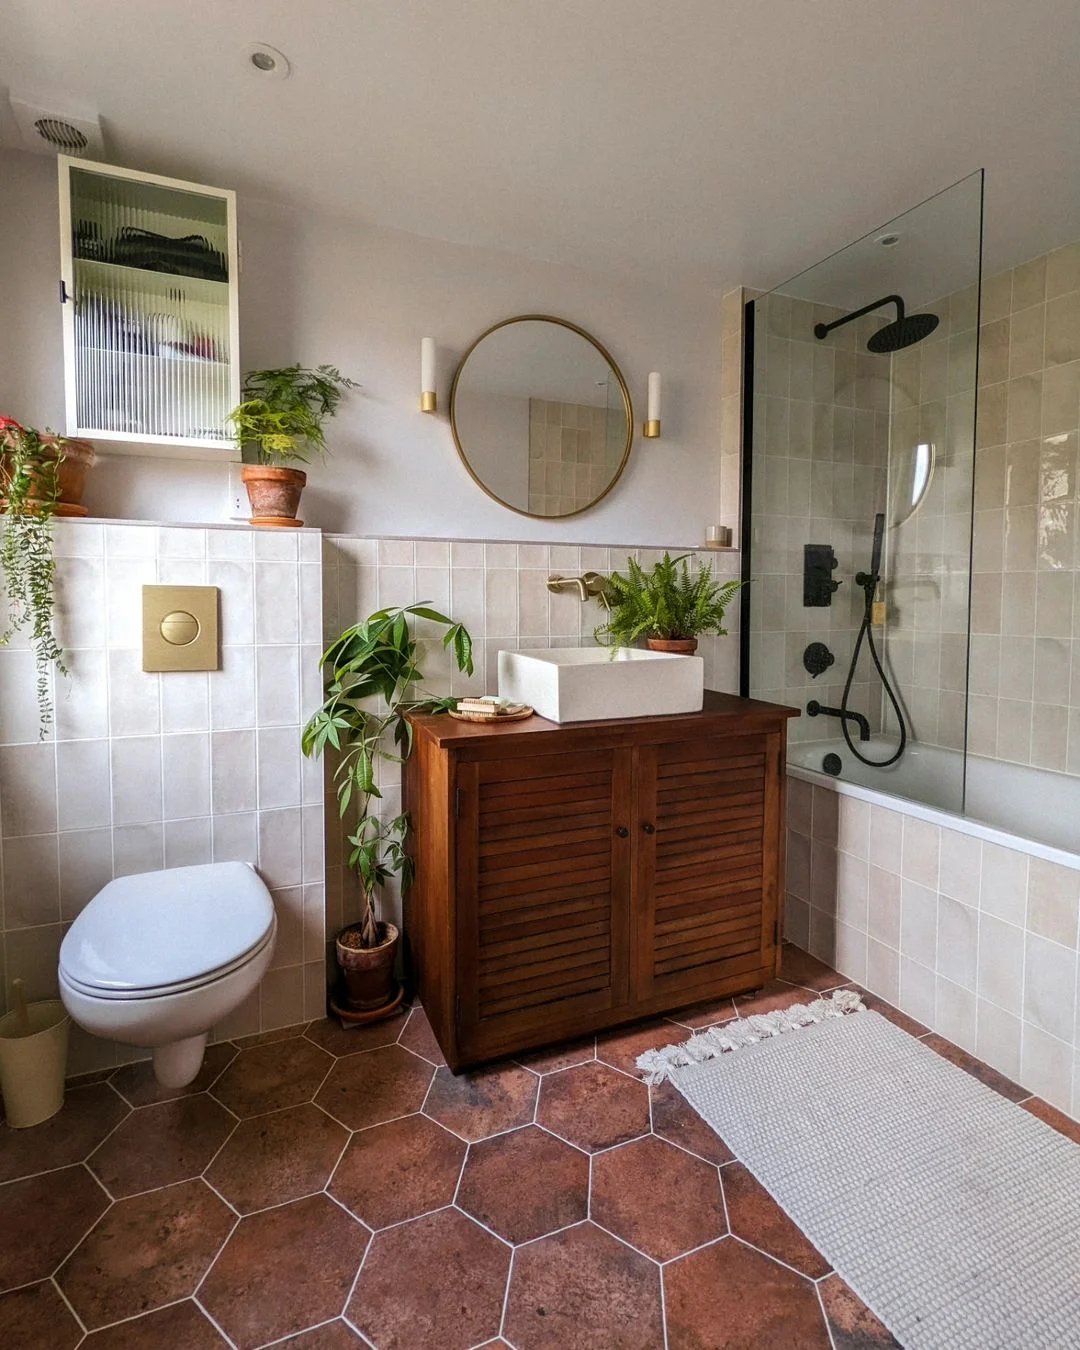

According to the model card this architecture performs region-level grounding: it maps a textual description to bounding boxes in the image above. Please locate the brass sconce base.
[420,391,437,413]
[643,419,661,438]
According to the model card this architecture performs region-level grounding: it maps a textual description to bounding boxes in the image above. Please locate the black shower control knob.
[803,642,835,678]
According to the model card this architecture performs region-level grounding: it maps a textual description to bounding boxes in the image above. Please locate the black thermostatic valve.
[803,543,841,607]
[803,642,834,678]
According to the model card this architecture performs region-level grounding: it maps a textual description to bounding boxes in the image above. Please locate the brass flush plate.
[142,585,220,673]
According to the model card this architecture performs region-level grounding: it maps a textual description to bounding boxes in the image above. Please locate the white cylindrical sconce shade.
[420,338,437,412]
[644,371,661,438]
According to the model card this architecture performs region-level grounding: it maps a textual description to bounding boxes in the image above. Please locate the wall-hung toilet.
[59,861,276,1088]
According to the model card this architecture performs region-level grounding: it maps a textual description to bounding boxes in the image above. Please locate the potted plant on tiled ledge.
[595,550,743,655]
[1,416,96,735]
[227,364,357,526]
[303,603,474,1022]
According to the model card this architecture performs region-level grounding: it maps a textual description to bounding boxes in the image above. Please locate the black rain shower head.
[814,294,939,354]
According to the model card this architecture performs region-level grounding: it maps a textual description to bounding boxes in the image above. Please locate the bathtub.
[788,737,1080,870]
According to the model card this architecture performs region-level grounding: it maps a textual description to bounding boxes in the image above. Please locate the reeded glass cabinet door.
[58,155,240,455]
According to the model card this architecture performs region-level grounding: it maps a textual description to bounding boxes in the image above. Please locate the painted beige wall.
[0,149,728,546]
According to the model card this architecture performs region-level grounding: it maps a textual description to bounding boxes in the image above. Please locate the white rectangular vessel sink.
[498,647,705,724]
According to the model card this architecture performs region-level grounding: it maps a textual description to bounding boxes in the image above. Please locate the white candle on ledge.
[645,371,662,437]
[420,338,437,412]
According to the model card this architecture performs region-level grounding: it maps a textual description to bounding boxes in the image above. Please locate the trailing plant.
[227,364,358,464]
[594,551,744,652]
[0,416,67,736]
[302,604,474,948]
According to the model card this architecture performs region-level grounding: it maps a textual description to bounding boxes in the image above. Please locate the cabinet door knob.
[615,826,629,838]
[642,823,656,834]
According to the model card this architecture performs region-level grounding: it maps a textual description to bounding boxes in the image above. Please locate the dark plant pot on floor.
[335,921,400,1011]
[646,636,699,655]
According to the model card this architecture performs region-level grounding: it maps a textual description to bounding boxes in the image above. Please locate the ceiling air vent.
[9,97,105,158]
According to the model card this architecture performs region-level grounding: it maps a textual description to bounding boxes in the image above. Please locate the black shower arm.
[813,294,906,341]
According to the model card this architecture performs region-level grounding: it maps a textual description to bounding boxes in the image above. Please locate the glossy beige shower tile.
[1028,857,1080,949]
[1012,257,1047,312]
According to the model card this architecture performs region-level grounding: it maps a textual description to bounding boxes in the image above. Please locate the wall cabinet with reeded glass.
[58,156,240,457]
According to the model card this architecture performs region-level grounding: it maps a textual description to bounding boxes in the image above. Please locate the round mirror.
[449,316,633,518]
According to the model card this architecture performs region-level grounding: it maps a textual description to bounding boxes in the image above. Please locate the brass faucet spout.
[546,572,611,605]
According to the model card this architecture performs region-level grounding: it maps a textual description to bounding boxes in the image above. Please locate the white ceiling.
[2,0,1079,293]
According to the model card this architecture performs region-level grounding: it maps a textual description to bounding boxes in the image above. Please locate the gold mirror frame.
[448,314,635,520]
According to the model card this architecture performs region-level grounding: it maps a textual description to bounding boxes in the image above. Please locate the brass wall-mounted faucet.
[546,571,612,605]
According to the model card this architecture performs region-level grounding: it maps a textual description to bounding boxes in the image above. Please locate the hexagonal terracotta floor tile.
[109,1043,237,1107]
[88,1095,235,1197]
[536,1062,649,1153]
[211,1038,333,1117]
[591,1135,726,1261]
[670,996,737,1031]
[923,1033,1028,1102]
[398,1006,448,1066]
[273,1319,365,1347]
[57,1178,233,1329]
[199,1193,368,1349]
[664,1238,832,1349]
[0,1280,82,1350]
[650,1081,733,1165]
[732,979,815,1018]
[329,1113,465,1229]
[423,1062,538,1142]
[457,1125,588,1243]
[348,1207,509,1350]
[515,1036,595,1073]
[504,1221,663,1350]
[315,1044,433,1130]
[819,1274,902,1349]
[0,1082,129,1184]
[80,1299,229,1347]
[722,1163,830,1278]
[780,944,843,991]
[205,1102,348,1214]
[304,1009,409,1057]
[0,1165,110,1292]
[596,1018,682,1075]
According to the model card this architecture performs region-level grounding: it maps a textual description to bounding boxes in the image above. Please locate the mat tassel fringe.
[637,988,865,1085]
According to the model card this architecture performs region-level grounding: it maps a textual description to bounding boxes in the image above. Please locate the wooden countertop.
[407,688,799,748]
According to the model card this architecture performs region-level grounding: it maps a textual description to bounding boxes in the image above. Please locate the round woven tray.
[449,705,535,724]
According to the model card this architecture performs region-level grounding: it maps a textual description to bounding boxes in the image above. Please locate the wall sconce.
[644,371,661,438]
[420,338,437,413]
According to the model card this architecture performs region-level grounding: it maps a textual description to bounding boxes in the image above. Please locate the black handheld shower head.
[814,294,939,353]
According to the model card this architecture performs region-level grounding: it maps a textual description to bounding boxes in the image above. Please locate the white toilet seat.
[59,925,277,1001]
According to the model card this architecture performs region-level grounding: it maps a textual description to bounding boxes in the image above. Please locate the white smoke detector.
[9,96,105,158]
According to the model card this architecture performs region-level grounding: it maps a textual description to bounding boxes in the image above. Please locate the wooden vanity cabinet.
[404,691,797,1071]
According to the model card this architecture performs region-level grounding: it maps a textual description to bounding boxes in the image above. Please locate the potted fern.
[595,551,743,655]
[302,603,474,1018]
[0,417,95,736]
[227,365,357,527]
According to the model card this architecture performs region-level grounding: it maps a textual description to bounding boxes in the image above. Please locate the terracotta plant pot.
[336,921,400,1012]
[647,636,699,655]
[1,436,96,518]
[240,464,307,527]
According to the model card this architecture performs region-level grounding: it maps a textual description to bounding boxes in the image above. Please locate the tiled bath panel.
[6,944,1075,1350]
[786,775,1080,1122]
[319,536,742,937]
[0,521,325,1073]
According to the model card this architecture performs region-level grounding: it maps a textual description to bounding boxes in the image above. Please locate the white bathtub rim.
[788,762,1080,873]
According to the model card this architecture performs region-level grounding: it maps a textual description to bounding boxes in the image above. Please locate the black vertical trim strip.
[739,295,756,698]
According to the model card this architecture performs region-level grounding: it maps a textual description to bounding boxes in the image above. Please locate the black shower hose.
[839,579,907,768]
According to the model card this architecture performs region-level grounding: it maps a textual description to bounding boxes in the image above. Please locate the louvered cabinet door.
[633,732,782,1005]
[454,747,633,1060]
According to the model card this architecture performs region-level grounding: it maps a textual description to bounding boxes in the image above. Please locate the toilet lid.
[60,862,275,994]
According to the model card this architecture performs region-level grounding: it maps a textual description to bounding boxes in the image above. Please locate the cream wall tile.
[936,976,977,1053]
[212,811,258,865]
[1012,257,1047,311]
[834,921,867,984]
[786,831,811,901]
[936,894,978,991]
[260,965,305,1030]
[865,938,900,1006]
[1028,858,1080,948]
[1,743,58,837]
[106,649,160,736]
[258,807,303,888]
[253,530,299,562]
[977,914,1024,1015]
[2,834,60,928]
[164,817,213,868]
[161,672,210,735]
[211,731,257,816]
[787,779,813,835]
[900,879,938,967]
[1021,1023,1073,1113]
[869,806,903,872]
[1023,933,1077,1043]
[784,894,810,949]
[4,923,63,1002]
[255,646,301,727]
[58,827,113,920]
[210,646,256,731]
[111,736,163,826]
[162,733,211,820]
[979,842,1029,925]
[835,852,868,930]
[836,797,869,859]
[254,563,300,645]
[976,999,1023,1082]
[899,956,936,1026]
[901,816,940,888]
[113,822,164,877]
[867,865,901,948]
[56,739,110,832]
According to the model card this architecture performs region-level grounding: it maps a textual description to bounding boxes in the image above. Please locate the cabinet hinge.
[59,279,69,304]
